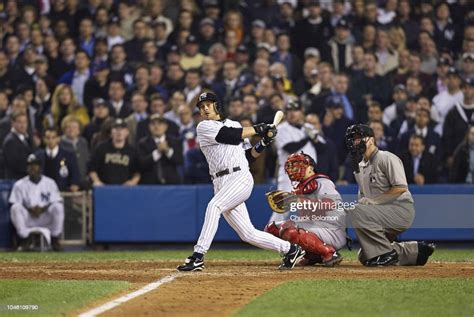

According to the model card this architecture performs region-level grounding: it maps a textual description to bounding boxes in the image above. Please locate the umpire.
[345,124,435,266]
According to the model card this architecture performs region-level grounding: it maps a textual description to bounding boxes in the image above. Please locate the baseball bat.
[267,110,284,137]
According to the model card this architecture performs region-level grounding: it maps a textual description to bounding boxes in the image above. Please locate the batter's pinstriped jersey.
[197,119,251,175]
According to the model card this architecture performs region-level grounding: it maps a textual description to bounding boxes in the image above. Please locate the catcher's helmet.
[196,92,221,114]
[285,152,317,182]
[345,124,374,155]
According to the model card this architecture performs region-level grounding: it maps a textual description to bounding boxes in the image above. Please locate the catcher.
[265,152,346,266]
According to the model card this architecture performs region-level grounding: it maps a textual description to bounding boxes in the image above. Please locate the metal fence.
[60,191,92,246]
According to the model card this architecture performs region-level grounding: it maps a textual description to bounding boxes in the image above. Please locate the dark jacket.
[137,135,183,184]
[2,132,34,180]
[36,147,81,191]
[313,137,339,182]
[399,128,441,157]
[449,141,471,183]
[442,103,474,159]
[400,151,438,184]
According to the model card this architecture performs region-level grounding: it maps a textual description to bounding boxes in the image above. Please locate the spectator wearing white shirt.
[432,68,464,135]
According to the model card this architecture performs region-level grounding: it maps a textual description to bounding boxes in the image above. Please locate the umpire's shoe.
[365,249,399,267]
[416,241,436,266]
[177,256,205,272]
[280,244,306,270]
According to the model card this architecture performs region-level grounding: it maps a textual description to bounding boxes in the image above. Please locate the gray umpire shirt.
[354,149,414,203]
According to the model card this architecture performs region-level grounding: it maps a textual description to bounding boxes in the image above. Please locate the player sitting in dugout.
[265,152,346,266]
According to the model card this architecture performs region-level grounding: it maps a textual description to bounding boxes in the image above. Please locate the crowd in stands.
[1,0,474,191]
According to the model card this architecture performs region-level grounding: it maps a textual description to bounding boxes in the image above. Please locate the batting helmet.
[196,92,221,115]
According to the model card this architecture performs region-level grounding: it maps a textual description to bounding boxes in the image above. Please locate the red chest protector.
[293,173,330,195]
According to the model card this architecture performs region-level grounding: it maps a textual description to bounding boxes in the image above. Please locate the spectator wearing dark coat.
[2,112,34,180]
[449,125,474,183]
[305,113,339,182]
[442,78,474,165]
[123,19,148,63]
[107,80,133,119]
[137,114,183,184]
[36,128,80,192]
[399,107,441,156]
[83,64,110,115]
[400,135,438,185]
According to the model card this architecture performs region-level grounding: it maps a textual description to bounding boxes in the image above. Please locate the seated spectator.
[369,120,396,153]
[212,60,241,105]
[137,114,183,184]
[449,125,474,183]
[0,96,32,146]
[183,68,203,104]
[349,51,391,123]
[107,80,132,119]
[136,94,179,142]
[36,128,80,192]
[127,64,158,99]
[305,113,339,181]
[242,94,258,123]
[58,50,93,106]
[3,111,34,180]
[88,119,140,185]
[124,19,148,63]
[432,67,463,135]
[375,29,399,76]
[442,77,474,167]
[257,91,284,124]
[400,135,438,185]
[44,84,90,132]
[108,44,134,87]
[227,97,244,121]
[83,63,110,115]
[177,104,196,157]
[399,107,441,156]
[60,115,90,188]
[180,35,205,70]
[125,92,149,146]
[383,84,409,127]
[9,154,64,251]
[322,97,353,166]
[330,73,354,121]
[83,98,111,144]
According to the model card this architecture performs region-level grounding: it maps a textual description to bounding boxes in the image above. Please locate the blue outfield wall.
[93,184,474,243]
[0,181,473,247]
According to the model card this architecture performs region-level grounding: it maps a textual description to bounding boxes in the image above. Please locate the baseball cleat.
[279,244,306,270]
[416,241,436,266]
[322,251,344,267]
[177,256,205,272]
[365,249,399,267]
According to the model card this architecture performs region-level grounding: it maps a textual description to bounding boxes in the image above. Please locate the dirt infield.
[1,260,473,316]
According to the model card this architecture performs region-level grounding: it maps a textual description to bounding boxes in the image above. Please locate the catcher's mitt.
[265,190,294,213]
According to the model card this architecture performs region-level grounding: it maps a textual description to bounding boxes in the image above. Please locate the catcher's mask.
[345,124,374,158]
[285,152,316,183]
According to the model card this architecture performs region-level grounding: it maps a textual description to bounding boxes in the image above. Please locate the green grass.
[235,278,474,317]
[0,248,473,262]
[0,279,130,317]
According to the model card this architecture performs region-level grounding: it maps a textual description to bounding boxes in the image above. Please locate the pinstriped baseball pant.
[194,170,291,255]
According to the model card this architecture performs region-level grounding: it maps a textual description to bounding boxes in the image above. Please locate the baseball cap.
[438,56,452,66]
[463,77,474,86]
[200,18,215,27]
[326,96,343,109]
[186,35,198,45]
[257,43,271,52]
[277,0,297,8]
[393,84,406,93]
[285,99,302,111]
[462,52,474,62]
[149,113,167,124]
[447,67,460,76]
[34,54,48,64]
[27,154,41,165]
[252,19,266,29]
[203,0,219,8]
[112,118,127,128]
[236,44,247,54]
[93,98,108,108]
[109,16,120,26]
[168,45,179,54]
[93,62,108,73]
[336,18,350,29]
[304,47,320,59]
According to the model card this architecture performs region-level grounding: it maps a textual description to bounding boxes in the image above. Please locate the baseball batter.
[345,124,435,266]
[177,92,306,271]
[265,152,345,266]
[9,154,64,251]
